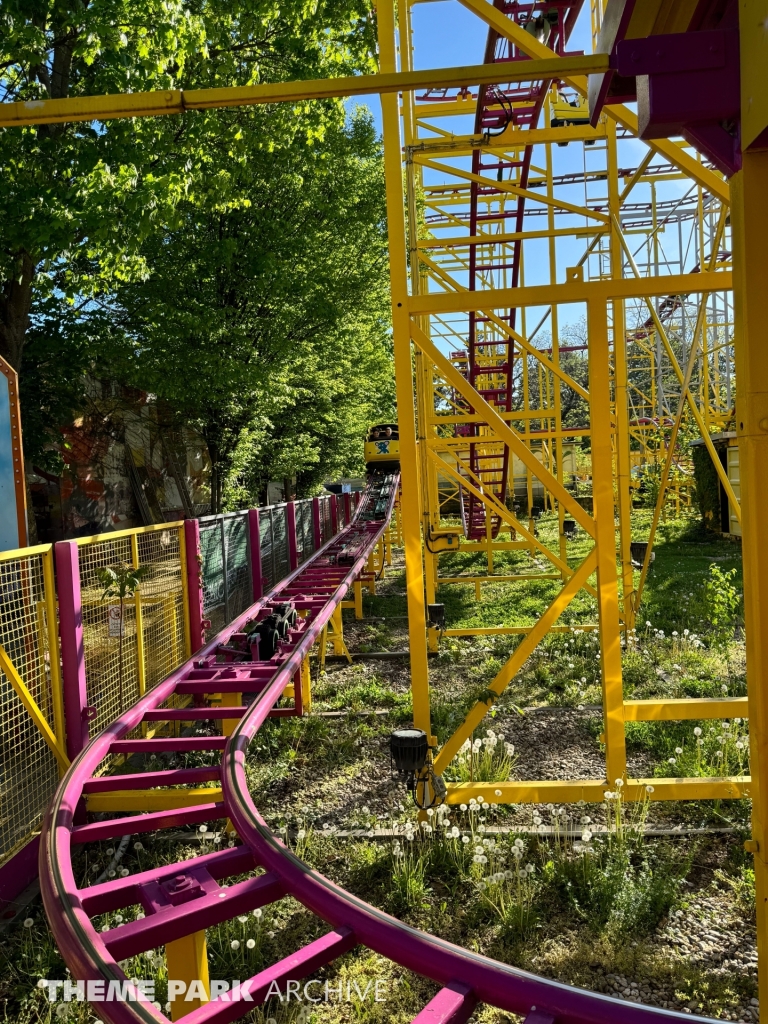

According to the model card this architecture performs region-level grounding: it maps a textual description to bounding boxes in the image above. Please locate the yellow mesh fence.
[76,524,190,735]
[0,546,62,865]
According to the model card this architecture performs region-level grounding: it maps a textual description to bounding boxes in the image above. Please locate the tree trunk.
[0,27,77,373]
[210,462,220,515]
[0,250,35,371]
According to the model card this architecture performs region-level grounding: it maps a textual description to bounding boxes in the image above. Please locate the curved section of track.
[41,469,712,1024]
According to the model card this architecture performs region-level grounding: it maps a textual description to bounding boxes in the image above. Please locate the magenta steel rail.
[40,470,713,1024]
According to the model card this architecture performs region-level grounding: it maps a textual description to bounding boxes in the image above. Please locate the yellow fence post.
[42,546,66,760]
[130,534,146,699]
[178,522,192,660]
[0,643,69,772]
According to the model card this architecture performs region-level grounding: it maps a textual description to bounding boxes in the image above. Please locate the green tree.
[109,106,392,511]
[1,0,376,466]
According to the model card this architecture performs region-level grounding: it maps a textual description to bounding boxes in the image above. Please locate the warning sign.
[108,605,124,637]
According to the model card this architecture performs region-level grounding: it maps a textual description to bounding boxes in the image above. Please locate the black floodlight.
[427,603,445,630]
[389,728,428,775]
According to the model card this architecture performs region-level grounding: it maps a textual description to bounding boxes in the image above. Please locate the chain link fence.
[258,505,290,594]
[295,499,315,565]
[0,546,62,865]
[0,494,354,872]
[199,511,252,635]
[75,525,189,735]
[318,495,333,543]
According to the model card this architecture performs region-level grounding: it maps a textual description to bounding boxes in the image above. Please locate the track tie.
[102,871,285,961]
[411,983,476,1023]
[179,926,357,1024]
[523,1014,556,1024]
[71,802,226,843]
[109,737,227,754]
[185,666,278,681]
[142,708,249,721]
[81,846,257,915]
[83,766,221,793]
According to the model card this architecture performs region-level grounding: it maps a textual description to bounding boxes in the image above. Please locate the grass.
[1,510,757,1024]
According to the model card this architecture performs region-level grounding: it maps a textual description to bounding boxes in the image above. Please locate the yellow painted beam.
[417,155,611,223]
[624,697,749,721]
[74,521,184,545]
[0,55,609,128]
[0,642,69,771]
[443,624,599,636]
[445,775,750,804]
[433,550,597,776]
[412,99,478,118]
[418,225,606,248]
[0,542,53,561]
[414,323,596,535]
[408,270,732,314]
[86,788,224,813]
[425,448,592,582]
[445,779,609,804]
[439,573,561,584]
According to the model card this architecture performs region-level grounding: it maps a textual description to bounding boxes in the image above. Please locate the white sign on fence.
[108,605,124,637]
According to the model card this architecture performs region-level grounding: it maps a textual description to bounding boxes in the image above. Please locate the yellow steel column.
[607,121,634,626]
[545,138,567,575]
[587,300,626,785]
[731,145,768,1024]
[378,0,433,741]
[301,656,312,713]
[220,688,241,738]
[167,932,210,1020]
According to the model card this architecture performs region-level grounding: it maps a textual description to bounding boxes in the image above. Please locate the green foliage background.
[1,1,394,504]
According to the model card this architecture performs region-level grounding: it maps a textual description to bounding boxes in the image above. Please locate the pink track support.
[39,471,714,1024]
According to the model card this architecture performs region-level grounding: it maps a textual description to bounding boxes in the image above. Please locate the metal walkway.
[40,470,709,1024]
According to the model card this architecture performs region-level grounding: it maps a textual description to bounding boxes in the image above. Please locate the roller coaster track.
[39,468,713,1024]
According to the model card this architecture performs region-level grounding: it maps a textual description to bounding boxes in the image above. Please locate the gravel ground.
[247,549,757,1022]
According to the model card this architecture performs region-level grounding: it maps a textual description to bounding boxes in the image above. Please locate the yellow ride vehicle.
[364,423,400,474]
